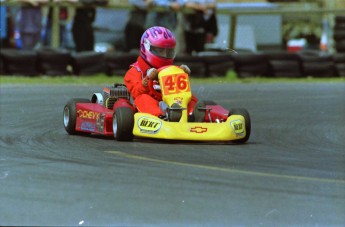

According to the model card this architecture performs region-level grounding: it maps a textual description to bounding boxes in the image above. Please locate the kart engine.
[92,84,131,109]
[104,84,130,109]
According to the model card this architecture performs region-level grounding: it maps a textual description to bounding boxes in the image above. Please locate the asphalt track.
[0,82,344,226]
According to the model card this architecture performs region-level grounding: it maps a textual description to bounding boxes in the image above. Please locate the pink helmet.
[140,26,176,68]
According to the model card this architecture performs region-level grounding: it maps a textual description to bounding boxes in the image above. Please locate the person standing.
[0,6,6,44]
[16,3,42,50]
[147,0,180,30]
[124,0,154,52]
[146,0,183,53]
[72,6,96,52]
[181,0,217,54]
[44,6,69,48]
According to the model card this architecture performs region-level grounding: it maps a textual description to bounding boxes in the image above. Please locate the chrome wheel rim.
[112,114,118,139]
[63,107,70,127]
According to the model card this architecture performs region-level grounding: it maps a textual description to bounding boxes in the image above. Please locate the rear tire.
[230,108,251,144]
[63,98,91,135]
[113,107,134,141]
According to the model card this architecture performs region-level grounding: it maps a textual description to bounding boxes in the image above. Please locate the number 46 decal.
[161,74,191,95]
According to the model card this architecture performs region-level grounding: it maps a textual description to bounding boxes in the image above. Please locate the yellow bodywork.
[132,65,247,141]
[133,113,246,141]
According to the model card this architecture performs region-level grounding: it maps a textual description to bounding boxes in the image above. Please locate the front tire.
[63,98,91,135]
[113,107,134,141]
[230,108,251,144]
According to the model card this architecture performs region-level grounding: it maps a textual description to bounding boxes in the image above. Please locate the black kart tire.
[37,48,71,75]
[268,60,302,78]
[335,16,345,24]
[113,107,134,141]
[174,54,206,78]
[1,49,38,76]
[335,40,345,53]
[71,51,106,75]
[232,53,269,78]
[105,52,137,75]
[198,52,234,77]
[230,108,251,144]
[63,98,91,135]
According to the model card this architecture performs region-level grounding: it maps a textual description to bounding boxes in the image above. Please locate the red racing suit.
[124,56,198,117]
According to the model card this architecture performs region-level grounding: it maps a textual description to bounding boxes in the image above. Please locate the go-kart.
[63,65,251,143]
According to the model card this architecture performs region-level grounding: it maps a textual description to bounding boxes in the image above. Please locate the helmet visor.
[150,45,176,59]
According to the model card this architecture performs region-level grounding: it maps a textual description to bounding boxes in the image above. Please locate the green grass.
[0,74,119,85]
[1,71,344,85]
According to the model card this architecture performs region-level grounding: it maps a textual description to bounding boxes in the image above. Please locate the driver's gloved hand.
[143,68,158,87]
[180,64,191,75]
[147,68,158,80]
[142,77,148,87]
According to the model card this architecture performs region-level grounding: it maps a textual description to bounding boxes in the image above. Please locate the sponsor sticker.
[190,126,208,133]
[81,122,96,132]
[77,109,99,120]
[137,117,162,134]
[230,120,244,134]
[174,97,183,104]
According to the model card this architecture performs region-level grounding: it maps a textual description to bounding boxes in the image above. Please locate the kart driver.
[124,26,199,121]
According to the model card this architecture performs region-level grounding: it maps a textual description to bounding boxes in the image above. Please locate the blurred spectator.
[44,7,69,48]
[72,7,96,52]
[0,5,7,47]
[203,2,218,44]
[5,8,16,48]
[181,0,217,54]
[16,4,43,50]
[146,0,182,53]
[147,0,180,30]
[125,0,154,52]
